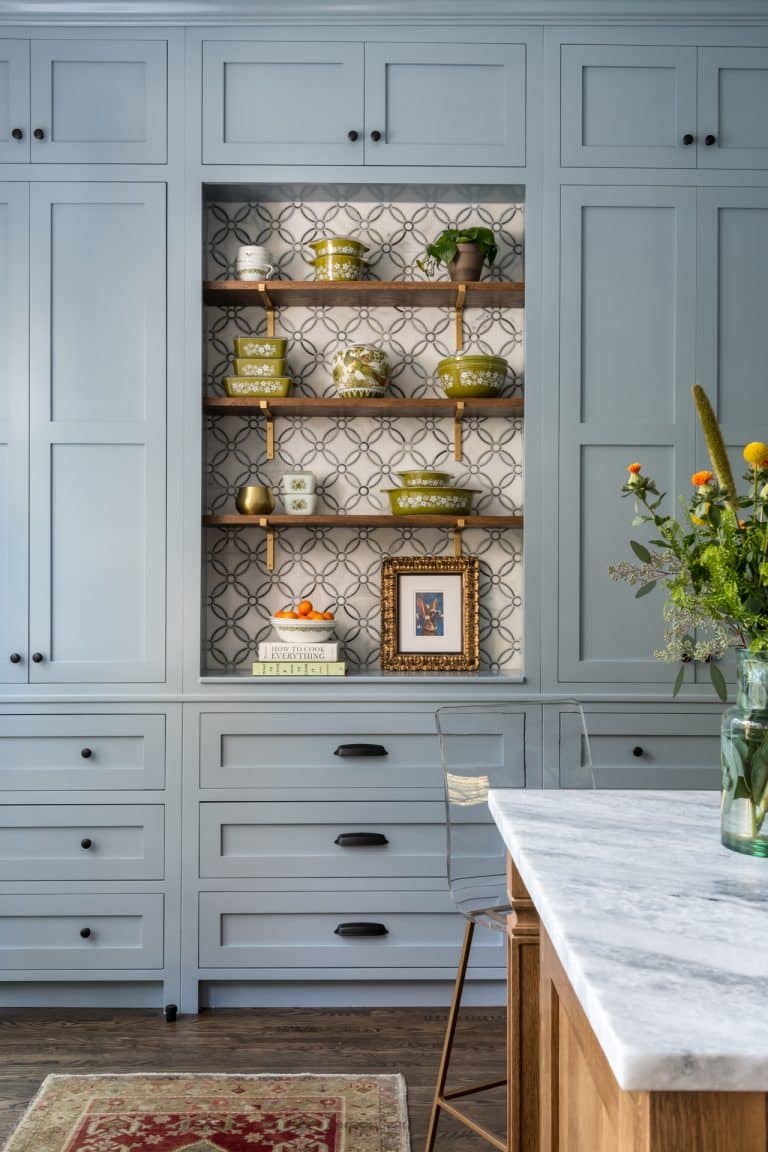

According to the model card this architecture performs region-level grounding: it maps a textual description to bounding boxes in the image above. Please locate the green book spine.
[251,661,347,676]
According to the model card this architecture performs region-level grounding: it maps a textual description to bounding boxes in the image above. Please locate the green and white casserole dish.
[382,487,480,515]
[233,357,286,379]
[308,237,369,258]
[397,469,454,488]
[223,377,292,398]
[437,353,508,398]
[312,254,366,282]
[233,336,287,359]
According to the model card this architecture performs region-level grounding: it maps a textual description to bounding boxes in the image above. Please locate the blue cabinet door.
[0,184,28,684]
[28,183,166,684]
[561,44,697,168]
[202,41,364,164]
[30,40,167,164]
[0,41,29,163]
[364,42,526,167]
[557,186,697,685]
[698,48,768,170]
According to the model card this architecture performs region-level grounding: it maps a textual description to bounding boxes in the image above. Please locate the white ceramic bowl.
[270,616,336,644]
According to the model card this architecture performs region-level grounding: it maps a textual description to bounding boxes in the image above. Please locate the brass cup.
[235,485,275,515]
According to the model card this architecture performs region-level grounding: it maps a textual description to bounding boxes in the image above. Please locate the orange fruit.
[284,611,299,619]
[307,611,324,619]
[273,610,288,618]
[297,599,313,616]
[321,611,334,620]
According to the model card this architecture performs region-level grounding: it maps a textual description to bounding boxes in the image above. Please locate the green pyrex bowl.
[233,357,286,379]
[223,377,292,398]
[382,487,480,516]
[308,237,369,258]
[312,255,367,282]
[437,354,508,398]
[233,337,287,359]
[397,470,454,488]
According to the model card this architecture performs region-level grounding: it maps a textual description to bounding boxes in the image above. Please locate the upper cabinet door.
[30,40,167,164]
[28,184,166,684]
[0,185,28,684]
[698,48,768,170]
[364,43,526,167]
[202,41,364,164]
[0,40,29,163]
[561,44,697,167]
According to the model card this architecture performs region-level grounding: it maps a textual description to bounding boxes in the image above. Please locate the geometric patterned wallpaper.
[202,192,525,675]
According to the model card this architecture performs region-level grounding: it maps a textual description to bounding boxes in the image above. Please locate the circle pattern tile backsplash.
[204,196,524,675]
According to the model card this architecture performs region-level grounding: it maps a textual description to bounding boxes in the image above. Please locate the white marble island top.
[488,790,768,1093]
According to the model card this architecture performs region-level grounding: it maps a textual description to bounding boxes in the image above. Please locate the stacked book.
[251,641,346,677]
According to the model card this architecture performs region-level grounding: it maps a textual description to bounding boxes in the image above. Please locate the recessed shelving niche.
[202,183,525,676]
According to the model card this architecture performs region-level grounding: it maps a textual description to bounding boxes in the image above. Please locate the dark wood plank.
[203,279,525,309]
[203,396,525,418]
[0,1007,506,1150]
[203,514,525,528]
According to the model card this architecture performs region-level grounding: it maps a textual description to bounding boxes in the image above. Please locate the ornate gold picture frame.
[380,556,480,671]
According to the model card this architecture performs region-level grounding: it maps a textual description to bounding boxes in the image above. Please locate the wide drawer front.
[199,891,502,970]
[199,801,500,879]
[199,711,524,791]
[0,894,164,970]
[560,711,721,788]
[0,805,164,881]
[0,715,165,790]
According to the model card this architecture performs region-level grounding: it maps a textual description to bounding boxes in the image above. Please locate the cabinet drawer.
[199,711,524,792]
[199,891,501,970]
[199,801,499,880]
[0,893,163,970]
[559,711,721,788]
[0,805,164,881]
[0,715,165,790]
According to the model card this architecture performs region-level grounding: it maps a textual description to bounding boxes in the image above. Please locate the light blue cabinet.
[562,42,768,169]
[0,185,28,684]
[27,183,166,683]
[202,39,527,166]
[0,40,29,162]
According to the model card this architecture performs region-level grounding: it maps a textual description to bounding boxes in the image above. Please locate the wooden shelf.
[203,514,523,528]
[203,396,524,418]
[203,279,525,309]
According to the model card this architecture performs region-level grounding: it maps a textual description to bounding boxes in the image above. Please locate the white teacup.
[236,245,274,280]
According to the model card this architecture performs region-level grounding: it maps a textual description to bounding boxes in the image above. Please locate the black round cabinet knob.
[632,746,644,758]
[80,927,91,939]
[11,128,23,140]
[80,747,93,759]
[347,129,359,142]
[705,134,717,146]
[370,130,382,142]
[80,838,92,850]
[682,133,695,145]
[9,653,21,664]
[33,128,45,140]
[31,652,43,663]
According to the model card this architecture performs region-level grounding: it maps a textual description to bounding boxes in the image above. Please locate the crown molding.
[1,0,767,25]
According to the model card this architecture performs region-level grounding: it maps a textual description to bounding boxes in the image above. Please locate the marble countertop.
[487,789,768,1092]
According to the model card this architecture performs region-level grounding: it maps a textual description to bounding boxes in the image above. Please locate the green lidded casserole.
[233,357,286,379]
[233,336,287,359]
[223,377,292,398]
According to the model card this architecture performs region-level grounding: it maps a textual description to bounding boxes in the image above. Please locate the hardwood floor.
[0,1006,506,1149]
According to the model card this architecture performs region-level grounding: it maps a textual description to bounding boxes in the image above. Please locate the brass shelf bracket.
[453,518,465,558]
[454,282,466,351]
[258,282,276,338]
[454,400,465,462]
[260,517,276,571]
[259,400,275,460]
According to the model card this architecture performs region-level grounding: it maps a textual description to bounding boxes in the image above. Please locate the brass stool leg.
[425,918,475,1152]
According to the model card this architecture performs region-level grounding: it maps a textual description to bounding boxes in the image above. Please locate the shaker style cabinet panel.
[561,44,697,168]
[0,40,29,163]
[562,42,768,169]
[364,43,526,166]
[28,183,166,683]
[202,41,364,165]
[0,185,28,685]
[557,186,697,684]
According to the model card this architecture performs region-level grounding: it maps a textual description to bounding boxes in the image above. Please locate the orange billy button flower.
[627,462,642,474]
[691,470,713,487]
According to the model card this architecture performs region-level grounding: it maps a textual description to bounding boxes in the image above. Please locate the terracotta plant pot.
[447,242,485,282]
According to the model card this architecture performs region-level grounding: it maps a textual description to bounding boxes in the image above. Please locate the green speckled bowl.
[308,237,369,258]
[224,377,292,398]
[397,469,454,488]
[437,354,508,398]
[233,337,287,359]
[382,487,480,516]
[233,357,286,379]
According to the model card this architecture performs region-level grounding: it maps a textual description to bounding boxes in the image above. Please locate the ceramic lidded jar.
[332,345,390,398]
[280,469,316,495]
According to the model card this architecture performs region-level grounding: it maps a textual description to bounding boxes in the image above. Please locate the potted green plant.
[417,226,498,282]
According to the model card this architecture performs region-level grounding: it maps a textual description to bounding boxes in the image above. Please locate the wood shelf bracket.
[453,518,465,558]
[259,517,276,571]
[259,400,275,460]
[454,400,465,461]
[454,283,466,351]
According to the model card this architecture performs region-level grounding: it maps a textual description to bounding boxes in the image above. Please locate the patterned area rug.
[2,1073,410,1152]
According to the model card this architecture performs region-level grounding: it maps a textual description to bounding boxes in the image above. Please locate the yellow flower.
[691,470,713,487]
[690,503,711,526]
[743,442,768,467]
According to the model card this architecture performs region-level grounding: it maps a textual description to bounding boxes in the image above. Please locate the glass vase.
[721,649,768,856]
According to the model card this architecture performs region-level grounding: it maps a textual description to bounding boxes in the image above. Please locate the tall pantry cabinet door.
[557,186,697,685]
[0,41,29,163]
[0,184,28,683]
[698,49,768,171]
[28,183,166,684]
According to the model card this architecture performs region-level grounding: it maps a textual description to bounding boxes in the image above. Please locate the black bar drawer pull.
[334,832,389,848]
[334,743,388,758]
[334,922,388,937]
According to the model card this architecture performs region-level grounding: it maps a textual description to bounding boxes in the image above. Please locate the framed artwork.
[380,556,480,671]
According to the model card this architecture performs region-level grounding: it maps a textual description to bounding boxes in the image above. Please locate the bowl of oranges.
[271,598,336,643]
